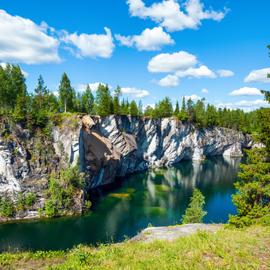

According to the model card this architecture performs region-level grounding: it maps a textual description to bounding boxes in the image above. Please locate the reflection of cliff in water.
[144,156,241,213]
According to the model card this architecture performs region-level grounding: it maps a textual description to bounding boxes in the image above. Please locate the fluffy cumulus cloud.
[0,9,60,64]
[244,67,270,83]
[201,88,208,93]
[148,51,235,87]
[77,82,111,92]
[185,94,201,101]
[148,51,197,73]
[62,27,115,58]
[229,87,263,96]
[175,65,216,78]
[121,87,150,98]
[217,99,269,111]
[115,26,174,51]
[158,74,179,87]
[127,0,226,32]
[217,69,234,77]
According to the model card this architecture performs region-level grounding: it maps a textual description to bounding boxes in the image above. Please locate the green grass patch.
[1,225,269,269]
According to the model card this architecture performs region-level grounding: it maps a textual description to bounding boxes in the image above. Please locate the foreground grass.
[0,225,269,270]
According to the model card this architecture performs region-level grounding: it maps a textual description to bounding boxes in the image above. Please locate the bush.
[25,192,37,207]
[45,199,58,218]
[43,165,87,217]
[182,188,207,224]
[0,197,15,218]
[15,192,37,211]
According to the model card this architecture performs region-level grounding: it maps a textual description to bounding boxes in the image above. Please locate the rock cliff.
[0,115,251,221]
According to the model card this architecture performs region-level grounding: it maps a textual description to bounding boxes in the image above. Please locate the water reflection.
[0,156,240,251]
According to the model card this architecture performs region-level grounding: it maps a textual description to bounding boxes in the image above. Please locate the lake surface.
[0,156,241,252]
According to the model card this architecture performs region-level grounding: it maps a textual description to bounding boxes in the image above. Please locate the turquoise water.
[0,156,241,251]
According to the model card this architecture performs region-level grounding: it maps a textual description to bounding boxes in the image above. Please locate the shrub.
[25,192,37,207]
[182,188,207,224]
[45,199,58,218]
[43,165,88,217]
[0,197,15,218]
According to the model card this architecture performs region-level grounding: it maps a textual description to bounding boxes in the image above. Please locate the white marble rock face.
[0,116,252,194]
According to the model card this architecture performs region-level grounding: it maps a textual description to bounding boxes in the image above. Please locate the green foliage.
[229,144,270,227]
[94,84,113,116]
[230,81,270,227]
[0,196,15,218]
[154,97,173,118]
[25,192,37,207]
[0,63,261,135]
[174,101,180,116]
[129,100,139,116]
[120,99,130,115]
[16,192,37,211]
[113,86,121,115]
[43,166,85,218]
[58,73,76,113]
[81,85,94,114]
[182,188,207,224]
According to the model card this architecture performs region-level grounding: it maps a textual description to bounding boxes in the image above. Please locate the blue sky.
[0,0,269,110]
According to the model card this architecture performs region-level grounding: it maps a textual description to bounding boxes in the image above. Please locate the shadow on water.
[0,156,241,252]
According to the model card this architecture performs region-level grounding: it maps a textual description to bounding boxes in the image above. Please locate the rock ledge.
[131,223,222,242]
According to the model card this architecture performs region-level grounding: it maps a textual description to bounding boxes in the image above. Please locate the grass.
[0,225,269,269]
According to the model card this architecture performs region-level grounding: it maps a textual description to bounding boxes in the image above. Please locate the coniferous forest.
[0,64,261,134]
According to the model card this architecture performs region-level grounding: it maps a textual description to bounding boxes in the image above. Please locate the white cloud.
[201,88,208,93]
[185,94,201,101]
[175,65,216,78]
[121,87,150,98]
[148,51,197,73]
[229,87,263,97]
[217,69,234,77]
[217,99,269,111]
[115,26,174,51]
[0,9,60,64]
[77,82,110,92]
[244,67,270,83]
[62,27,115,58]
[127,0,226,32]
[158,74,179,87]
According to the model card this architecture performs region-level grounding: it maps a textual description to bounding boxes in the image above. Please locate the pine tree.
[174,101,180,116]
[144,106,154,117]
[182,189,207,224]
[129,100,139,116]
[59,73,75,113]
[194,99,206,128]
[113,86,121,115]
[138,100,143,116]
[13,92,29,123]
[229,49,270,227]
[154,97,173,118]
[81,85,94,114]
[95,84,112,116]
[187,98,195,122]
[35,75,47,96]
[179,97,188,121]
